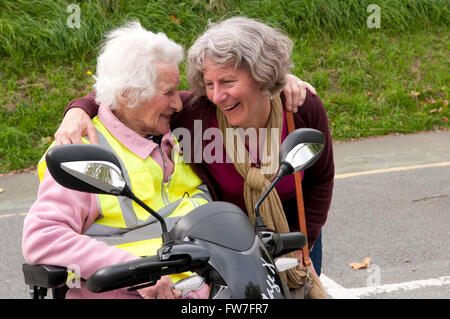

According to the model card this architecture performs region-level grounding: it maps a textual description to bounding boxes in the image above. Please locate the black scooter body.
[169,201,287,299]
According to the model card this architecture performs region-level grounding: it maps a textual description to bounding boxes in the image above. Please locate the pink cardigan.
[22,105,178,298]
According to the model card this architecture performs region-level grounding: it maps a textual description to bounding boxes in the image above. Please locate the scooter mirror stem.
[254,163,294,230]
[122,185,173,245]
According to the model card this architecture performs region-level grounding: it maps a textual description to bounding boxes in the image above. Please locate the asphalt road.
[322,130,450,299]
[0,130,449,299]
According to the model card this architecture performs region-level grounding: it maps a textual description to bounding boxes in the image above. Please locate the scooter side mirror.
[46,144,126,196]
[45,144,172,243]
[254,128,325,229]
[278,128,325,176]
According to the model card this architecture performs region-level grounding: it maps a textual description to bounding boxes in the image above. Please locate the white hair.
[94,21,184,109]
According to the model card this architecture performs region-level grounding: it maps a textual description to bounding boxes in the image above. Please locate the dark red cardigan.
[65,90,334,247]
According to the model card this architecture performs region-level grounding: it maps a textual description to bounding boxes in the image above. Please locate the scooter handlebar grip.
[278,232,306,252]
[87,255,160,293]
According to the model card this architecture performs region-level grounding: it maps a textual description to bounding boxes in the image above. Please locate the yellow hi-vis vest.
[38,116,211,282]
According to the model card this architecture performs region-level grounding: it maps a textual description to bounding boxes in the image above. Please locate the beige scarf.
[216,95,309,288]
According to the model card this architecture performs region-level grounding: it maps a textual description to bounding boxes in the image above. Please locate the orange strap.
[285,111,312,267]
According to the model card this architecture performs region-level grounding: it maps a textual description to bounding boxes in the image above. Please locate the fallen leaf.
[349,257,371,270]
[410,90,420,99]
[170,14,181,24]
[429,108,437,113]
[367,91,372,96]
[443,100,448,107]
[443,117,448,123]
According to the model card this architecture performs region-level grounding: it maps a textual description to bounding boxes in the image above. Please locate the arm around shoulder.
[55,92,100,145]
[65,91,99,118]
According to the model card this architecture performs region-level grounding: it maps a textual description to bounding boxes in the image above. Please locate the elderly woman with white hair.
[53,17,334,298]
[22,21,212,299]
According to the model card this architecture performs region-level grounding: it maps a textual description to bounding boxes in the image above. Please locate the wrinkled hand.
[282,74,317,113]
[137,276,182,299]
[54,108,98,145]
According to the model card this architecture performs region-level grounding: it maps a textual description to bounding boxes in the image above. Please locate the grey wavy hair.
[94,20,184,109]
[187,17,293,98]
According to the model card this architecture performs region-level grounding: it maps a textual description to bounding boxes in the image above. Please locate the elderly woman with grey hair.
[184,17,334,291]
[23,21,212,299]
[55,17,334,297]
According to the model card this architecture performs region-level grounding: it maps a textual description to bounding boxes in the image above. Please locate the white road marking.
[335,161,450,179]
[320,273,450,299]
[320,274,360,299]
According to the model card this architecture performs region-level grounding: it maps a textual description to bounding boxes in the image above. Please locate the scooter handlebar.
[86,255,189,293]
[278,232,306,254]
[261,231,306,258]
[87,241,210,293]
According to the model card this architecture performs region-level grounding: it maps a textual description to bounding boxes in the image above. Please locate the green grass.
[0,0,449,172]
[294,30,450,140]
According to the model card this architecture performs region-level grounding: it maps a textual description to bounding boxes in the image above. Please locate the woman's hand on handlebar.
[137,275,182,299]
[54,108,99,145]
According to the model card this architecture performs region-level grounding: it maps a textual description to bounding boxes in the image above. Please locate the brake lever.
[128,258,190,290]
[127,280,157,291]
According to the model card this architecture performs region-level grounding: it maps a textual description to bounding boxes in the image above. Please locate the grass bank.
[0,0,449,172]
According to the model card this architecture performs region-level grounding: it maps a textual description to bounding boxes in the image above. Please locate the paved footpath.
[0,130,449,298]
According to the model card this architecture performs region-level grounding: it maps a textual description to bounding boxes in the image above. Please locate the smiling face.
[203,58,271,130]
[114,62,182,137]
